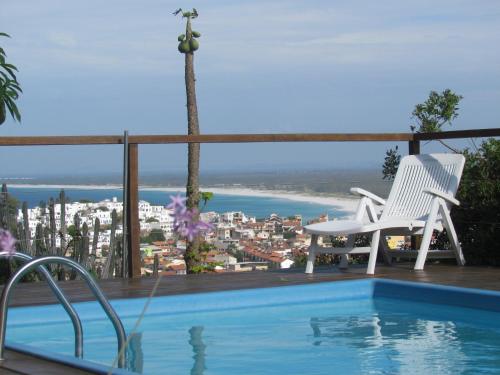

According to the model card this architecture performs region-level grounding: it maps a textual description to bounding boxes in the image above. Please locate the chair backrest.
[381,153,465,221]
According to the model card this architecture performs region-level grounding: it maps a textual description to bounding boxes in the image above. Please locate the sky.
[0,0,499,177]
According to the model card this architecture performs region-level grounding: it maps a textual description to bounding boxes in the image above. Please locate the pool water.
[6,279,500,374]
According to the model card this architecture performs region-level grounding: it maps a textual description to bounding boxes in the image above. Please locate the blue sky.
[0,0,499,176]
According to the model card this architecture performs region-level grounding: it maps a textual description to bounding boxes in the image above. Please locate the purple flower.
[0,229,16,256]
[167,196,214,241]
[167,194,187,213]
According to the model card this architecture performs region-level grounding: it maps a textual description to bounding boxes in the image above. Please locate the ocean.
[6,187,350,222]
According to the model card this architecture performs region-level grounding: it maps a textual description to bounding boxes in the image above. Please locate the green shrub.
[453,138,500,265]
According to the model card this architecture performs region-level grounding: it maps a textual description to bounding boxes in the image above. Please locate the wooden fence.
[1,128,499,277]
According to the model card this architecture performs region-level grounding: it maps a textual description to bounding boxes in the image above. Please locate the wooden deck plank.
[1,263,500,374]
[0,350,94,375]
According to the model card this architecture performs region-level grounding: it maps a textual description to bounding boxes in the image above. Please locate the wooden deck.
[1,263,500,374]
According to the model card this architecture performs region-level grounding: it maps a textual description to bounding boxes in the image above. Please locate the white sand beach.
[8,184,359,214]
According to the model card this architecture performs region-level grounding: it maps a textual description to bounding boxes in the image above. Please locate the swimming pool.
[6,279,500,374]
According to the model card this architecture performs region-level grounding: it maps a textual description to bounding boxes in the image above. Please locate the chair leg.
[440,203,466,266]
[380,236,392,265]
[339,254,350,269]
[305,234,318,274]
[339,235,354,269]
[414,198,440,270]
[366,230,380,275]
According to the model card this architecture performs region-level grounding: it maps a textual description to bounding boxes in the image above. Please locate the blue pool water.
[6,279,500,374]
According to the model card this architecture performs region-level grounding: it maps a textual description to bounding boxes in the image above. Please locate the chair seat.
[304,220,365,235]
[305,218,430,236]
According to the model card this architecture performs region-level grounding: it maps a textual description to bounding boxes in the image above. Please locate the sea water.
[7,187,349,221]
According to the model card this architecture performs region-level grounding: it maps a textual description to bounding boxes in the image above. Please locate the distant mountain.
[2,168,392,198]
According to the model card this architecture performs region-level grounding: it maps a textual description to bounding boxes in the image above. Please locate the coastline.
[7,184,359,214]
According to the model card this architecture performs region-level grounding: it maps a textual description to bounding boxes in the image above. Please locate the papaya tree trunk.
[184,17,201,273]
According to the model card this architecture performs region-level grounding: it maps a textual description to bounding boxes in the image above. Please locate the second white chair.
[304,153,466,275]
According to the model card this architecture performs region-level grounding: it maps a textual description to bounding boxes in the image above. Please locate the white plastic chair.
[304,153,466,275]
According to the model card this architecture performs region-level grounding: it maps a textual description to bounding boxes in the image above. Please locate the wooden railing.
[1,127,499,277]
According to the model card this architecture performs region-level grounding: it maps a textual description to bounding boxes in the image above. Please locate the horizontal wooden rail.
[0,135,123,146]
[0,128,498,146]
[413,128,500,141]
[128,133,414,144]
[0,133,411,146]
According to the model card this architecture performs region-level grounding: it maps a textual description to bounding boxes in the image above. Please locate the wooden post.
[127,143,141,278]
[408,139,420,155]
[122,131,129,278]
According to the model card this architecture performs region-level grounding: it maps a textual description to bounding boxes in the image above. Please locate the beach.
[9,184,359,215]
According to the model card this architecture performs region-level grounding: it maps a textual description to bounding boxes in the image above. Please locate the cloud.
[1,0,499,76]
[47,32,78,48]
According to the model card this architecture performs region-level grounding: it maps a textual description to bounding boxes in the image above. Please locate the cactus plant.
[114,238,122,277]
[89,217,100,273]
[0,184,16,231]
[153,254,159,277]
[21,201,31,253]
[102,209,118,278]
[48,198,56,255]
[15,222,23,250]
[59,190,66,256]
[32,223,44,256]
[68,213,81,280]
[80,222,90,269]
[43,226,50,256]
[0,184,7,229]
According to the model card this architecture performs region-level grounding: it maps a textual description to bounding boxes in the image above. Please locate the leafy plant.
[199,191,213,210]
[453,138,500,265]
[382,89,463,180]
[0,32,22,124]
[411,89,462,133]
[382,146,401,181]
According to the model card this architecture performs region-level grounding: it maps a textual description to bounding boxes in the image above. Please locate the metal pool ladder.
[0,254,127,368]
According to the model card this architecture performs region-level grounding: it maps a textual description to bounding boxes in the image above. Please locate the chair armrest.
[423,188,460,206]
[350,187,386,205]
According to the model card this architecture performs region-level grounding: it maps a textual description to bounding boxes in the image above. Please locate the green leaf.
[200,191,213,203]
[2,63,18,72]
[3,92,21,122]
[1,65,17,81]
[0,32,11,38]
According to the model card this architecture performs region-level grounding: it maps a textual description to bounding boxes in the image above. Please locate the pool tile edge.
[373,278,500,312]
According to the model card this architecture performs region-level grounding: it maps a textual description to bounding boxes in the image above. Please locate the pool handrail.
[0,251,84,359]
[0,256,127,368]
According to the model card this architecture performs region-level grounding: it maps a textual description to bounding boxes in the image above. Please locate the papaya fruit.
[178,34,186,42]
[189,39,199,51]
[178,41,190,53]
[192,31,201,38]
